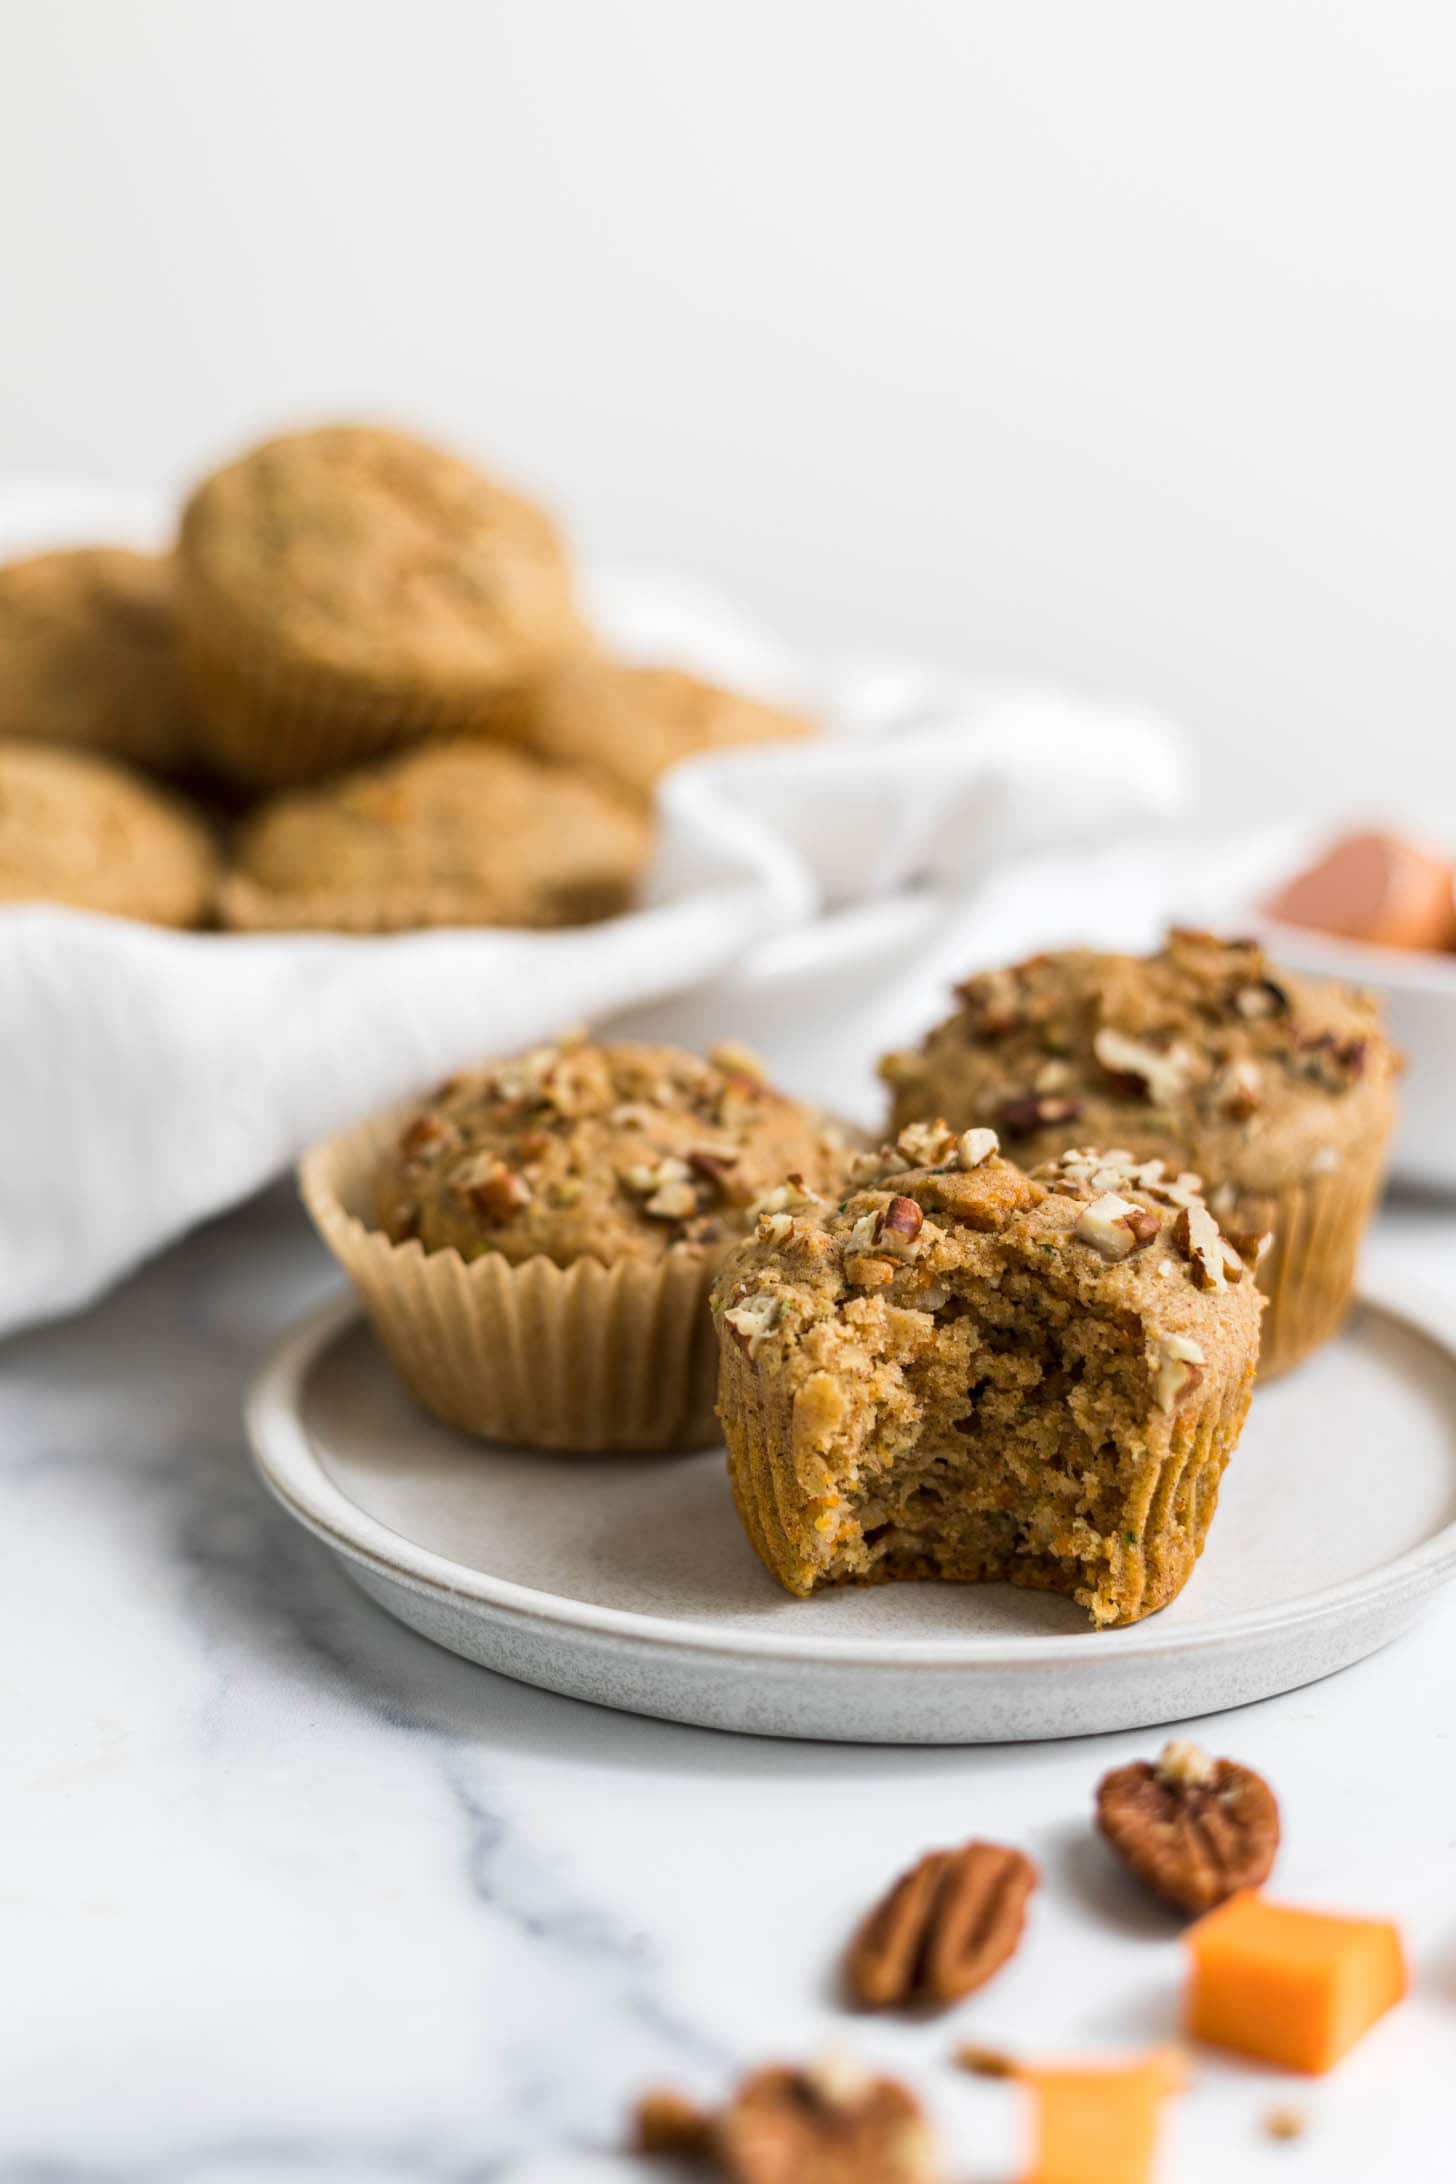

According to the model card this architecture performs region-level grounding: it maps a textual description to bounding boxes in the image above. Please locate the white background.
[3,0,1456,827]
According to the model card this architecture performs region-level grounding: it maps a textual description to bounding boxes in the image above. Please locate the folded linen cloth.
[0,487,1192,1334]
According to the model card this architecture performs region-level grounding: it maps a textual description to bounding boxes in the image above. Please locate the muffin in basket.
[880,930,1398,1380]
[0,739,216,927]
[499,657,816,804]
[0,546,197,777]
[177,423,580,787]
[220,740,649,933]
[302,1035,850,1451]
[711,1122,1263,1627]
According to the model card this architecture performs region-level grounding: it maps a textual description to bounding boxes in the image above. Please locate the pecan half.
[1096,1740,1280,1913]
[716,2060,935,2184]
[846,1839,1038,2008]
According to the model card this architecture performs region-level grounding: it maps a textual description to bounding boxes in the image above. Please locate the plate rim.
[246,1279,1456,1672]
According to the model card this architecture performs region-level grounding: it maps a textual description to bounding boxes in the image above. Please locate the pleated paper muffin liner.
[179,613,545,791]
[299,1107,722,1453]
[717,1333,1255,1628]
[1235,1126,1394,1382]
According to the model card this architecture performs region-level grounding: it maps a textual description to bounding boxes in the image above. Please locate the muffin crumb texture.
[376,1035,849,1270]
[712,1123,1261,1627]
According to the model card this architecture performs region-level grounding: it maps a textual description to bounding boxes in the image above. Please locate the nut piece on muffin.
[304,1034,851,1451]
[221,741,650,933]
[0,739,216,928]
[0,547,197,777]
[499,657,816,805]
[880,930,1398,1380]
[177,423,580,787]
[375,1036,848,1264]
[711,1122,1263,1626]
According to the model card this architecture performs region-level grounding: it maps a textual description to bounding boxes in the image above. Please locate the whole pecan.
[1096,1739,1280,1913]
[846,1839,1039,2009]
[716,2059,935,2184]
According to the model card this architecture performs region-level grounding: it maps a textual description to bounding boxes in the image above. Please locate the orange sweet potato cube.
[1021,2055,1174,2184]
[1185,1891,1407,2074]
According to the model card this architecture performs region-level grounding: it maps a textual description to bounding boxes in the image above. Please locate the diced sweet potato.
[1021,2054,1174,2184]
[1185,1891,1407,2074]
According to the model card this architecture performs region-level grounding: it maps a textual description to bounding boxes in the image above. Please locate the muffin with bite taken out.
[711,1119,1263,1626]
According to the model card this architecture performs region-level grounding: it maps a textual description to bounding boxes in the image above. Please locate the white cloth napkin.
[0,488,1195,1334]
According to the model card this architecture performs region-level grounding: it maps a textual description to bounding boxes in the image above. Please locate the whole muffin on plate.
[220,740,649,932]
[880,930,1398,1380]
[499,657,816,804]
[712,1121,1262,1626]
[0,739,216,927]
[0,547,196,777]
[302,1034,851,1450]
[177,423,579,787]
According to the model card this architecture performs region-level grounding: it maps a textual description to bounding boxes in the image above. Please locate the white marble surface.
[4,1184,1455,2183]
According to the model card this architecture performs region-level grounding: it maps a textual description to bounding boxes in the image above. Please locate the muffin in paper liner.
[300,1109,723,1452]
[180,615,540,791]
[176,423,580,790]
[709,1131,1262,1628]
[217,740,649,934]
[1224,1127,1393,1381]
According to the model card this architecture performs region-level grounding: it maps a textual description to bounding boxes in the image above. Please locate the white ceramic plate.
[248,1281,1456,1743]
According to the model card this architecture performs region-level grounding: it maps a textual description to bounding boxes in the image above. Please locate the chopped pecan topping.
[751,1176,823,1219]
[688,1146,741,1191]
[632,2086,716,2157]
[894,1119,959,1168]
[1151,1330,1206,1413]
[1096,1740,1280,1913]
[722,1290,781,1359]
[955,965,1022,1034]
[880,1195,925,1246]
[398,1112,457,1161]
[956,1126,999,1169]
[1214,1057,1263,1120]
[999,1092,1082,1138]
[1076,1191,1161,1260]
[1093,1026,1194,1107]
[1172,1200,1242,1289]
[710,1038,769,1084]
[458,1156,532,1223]
[1232,976,1289,1020]
[845,1839,1038,2009]
[715,2061,935,2184]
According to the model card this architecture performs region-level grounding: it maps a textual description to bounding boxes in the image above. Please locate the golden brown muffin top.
[375,1034,851,1268]
[0,547,196,776]
[882,929,1398,1198]
[178,424,578,693]
[504,657,817,804]
[0,738,216,927]
[711,1118,1264,1406]
[220,740,650,934]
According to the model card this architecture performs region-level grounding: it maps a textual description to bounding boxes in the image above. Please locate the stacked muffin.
[0,421,815,930]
